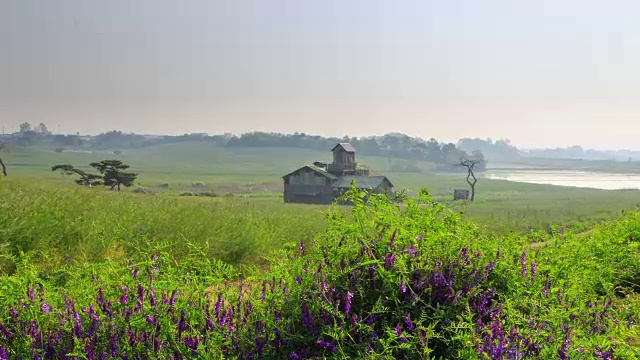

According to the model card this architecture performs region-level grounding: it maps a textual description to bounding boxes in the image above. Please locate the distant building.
[282,143,394,204]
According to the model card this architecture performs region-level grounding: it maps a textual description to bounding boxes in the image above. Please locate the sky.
[1,1,639,150]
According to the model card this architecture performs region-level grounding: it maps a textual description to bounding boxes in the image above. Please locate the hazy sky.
[1,1,639,149]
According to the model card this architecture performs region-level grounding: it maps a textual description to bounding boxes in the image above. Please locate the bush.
[197,191,217,197]
[0,186,637,359]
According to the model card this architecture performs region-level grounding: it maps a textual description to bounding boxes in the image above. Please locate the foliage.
[52,160,138,191]
[0,185,638,358]
[89,160,138,191]
[51,164,102,187]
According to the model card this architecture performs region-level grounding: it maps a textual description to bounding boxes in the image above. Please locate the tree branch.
[0,144,6,176]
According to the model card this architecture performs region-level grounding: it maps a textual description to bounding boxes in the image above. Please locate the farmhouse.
[282,143,394,204]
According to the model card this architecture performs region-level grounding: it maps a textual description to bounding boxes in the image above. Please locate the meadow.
[0,142,639,358]
[3,141,640,236]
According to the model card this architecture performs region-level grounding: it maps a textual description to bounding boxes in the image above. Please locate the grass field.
[3,141,640,237]
[1,142,640,358]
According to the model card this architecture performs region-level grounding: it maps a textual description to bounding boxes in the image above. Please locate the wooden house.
[283,143,394,204]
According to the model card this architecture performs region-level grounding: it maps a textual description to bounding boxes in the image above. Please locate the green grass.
[0,185,638,358]
[3,142,640,239]
[0,178,334,274]
[1,143,640,357]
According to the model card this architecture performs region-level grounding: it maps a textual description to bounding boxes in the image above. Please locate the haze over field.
[2,1,640,150]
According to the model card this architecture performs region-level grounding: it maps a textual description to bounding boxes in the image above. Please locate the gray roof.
[334,175,393,189]
[282,165,338,180]
[331,143,356,153]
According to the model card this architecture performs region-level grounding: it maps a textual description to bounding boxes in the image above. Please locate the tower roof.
[331,143,356,153]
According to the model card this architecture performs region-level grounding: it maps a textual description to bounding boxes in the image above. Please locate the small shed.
[453,189,470,201]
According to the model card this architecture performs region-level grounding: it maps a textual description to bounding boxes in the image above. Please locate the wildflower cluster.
[0,186,637,359]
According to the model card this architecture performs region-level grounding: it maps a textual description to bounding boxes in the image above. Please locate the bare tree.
[456,157,479,201]
[0,144,6,176]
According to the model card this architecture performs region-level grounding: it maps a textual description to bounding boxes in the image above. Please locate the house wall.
[283,167,334,204]
[333,150,355,166]
[286,168,330,186]
[283,184,333,204]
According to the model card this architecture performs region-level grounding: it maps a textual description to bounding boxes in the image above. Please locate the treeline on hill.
[9,121,640,162]
[74,130,491,172]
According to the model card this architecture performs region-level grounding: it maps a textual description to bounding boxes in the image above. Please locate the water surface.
[485,170,640,190]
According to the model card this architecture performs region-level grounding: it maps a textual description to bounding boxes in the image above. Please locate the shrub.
[0,186,637,359]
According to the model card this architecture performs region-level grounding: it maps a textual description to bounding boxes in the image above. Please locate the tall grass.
[0,179,330,274]
[0,186,638,358]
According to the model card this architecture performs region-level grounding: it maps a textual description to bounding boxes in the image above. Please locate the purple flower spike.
[299,240,305,255]
[531,262,537,282]
[0,346,7,360]
[384,253,395,270]
[395,323,402,337]
[521,251,527,277]
[408,244,417,257]
[120,286,128,305]
[316,339,337,353]
[405,313,414,331]
[41,302,51,314]
[400,279,407,294]
[345,291,354,317]
[97,288,104,307]
[27,287,37,301]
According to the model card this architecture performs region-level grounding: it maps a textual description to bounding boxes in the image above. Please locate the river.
[484,170,640,190]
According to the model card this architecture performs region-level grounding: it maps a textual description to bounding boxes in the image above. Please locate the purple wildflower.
[0,346,7,360]
[169,290,178,307]
[295,277,302,285]
[384,253,395,270]
[316,339,337,353]
[110,334,118,357]
[97,288,104,307]
[27,287,36,301]
[260,281,266,302]
[531,262,537,282]
[405,313,414,331]
[132,268,140,279]
[345,291,354,317]
[301,303,313,331]
[184,336,199,350]
[299,240,305,255]
[289,353,300,360]
[120,286,128,305]
[41,302,51,314]
[215,293,223,322]
[407,244,417,256]
[521,251,527,277]
[365,314,376,325]
[149,287,156,307]
[400,279,407,293]
[146,315,156,325]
